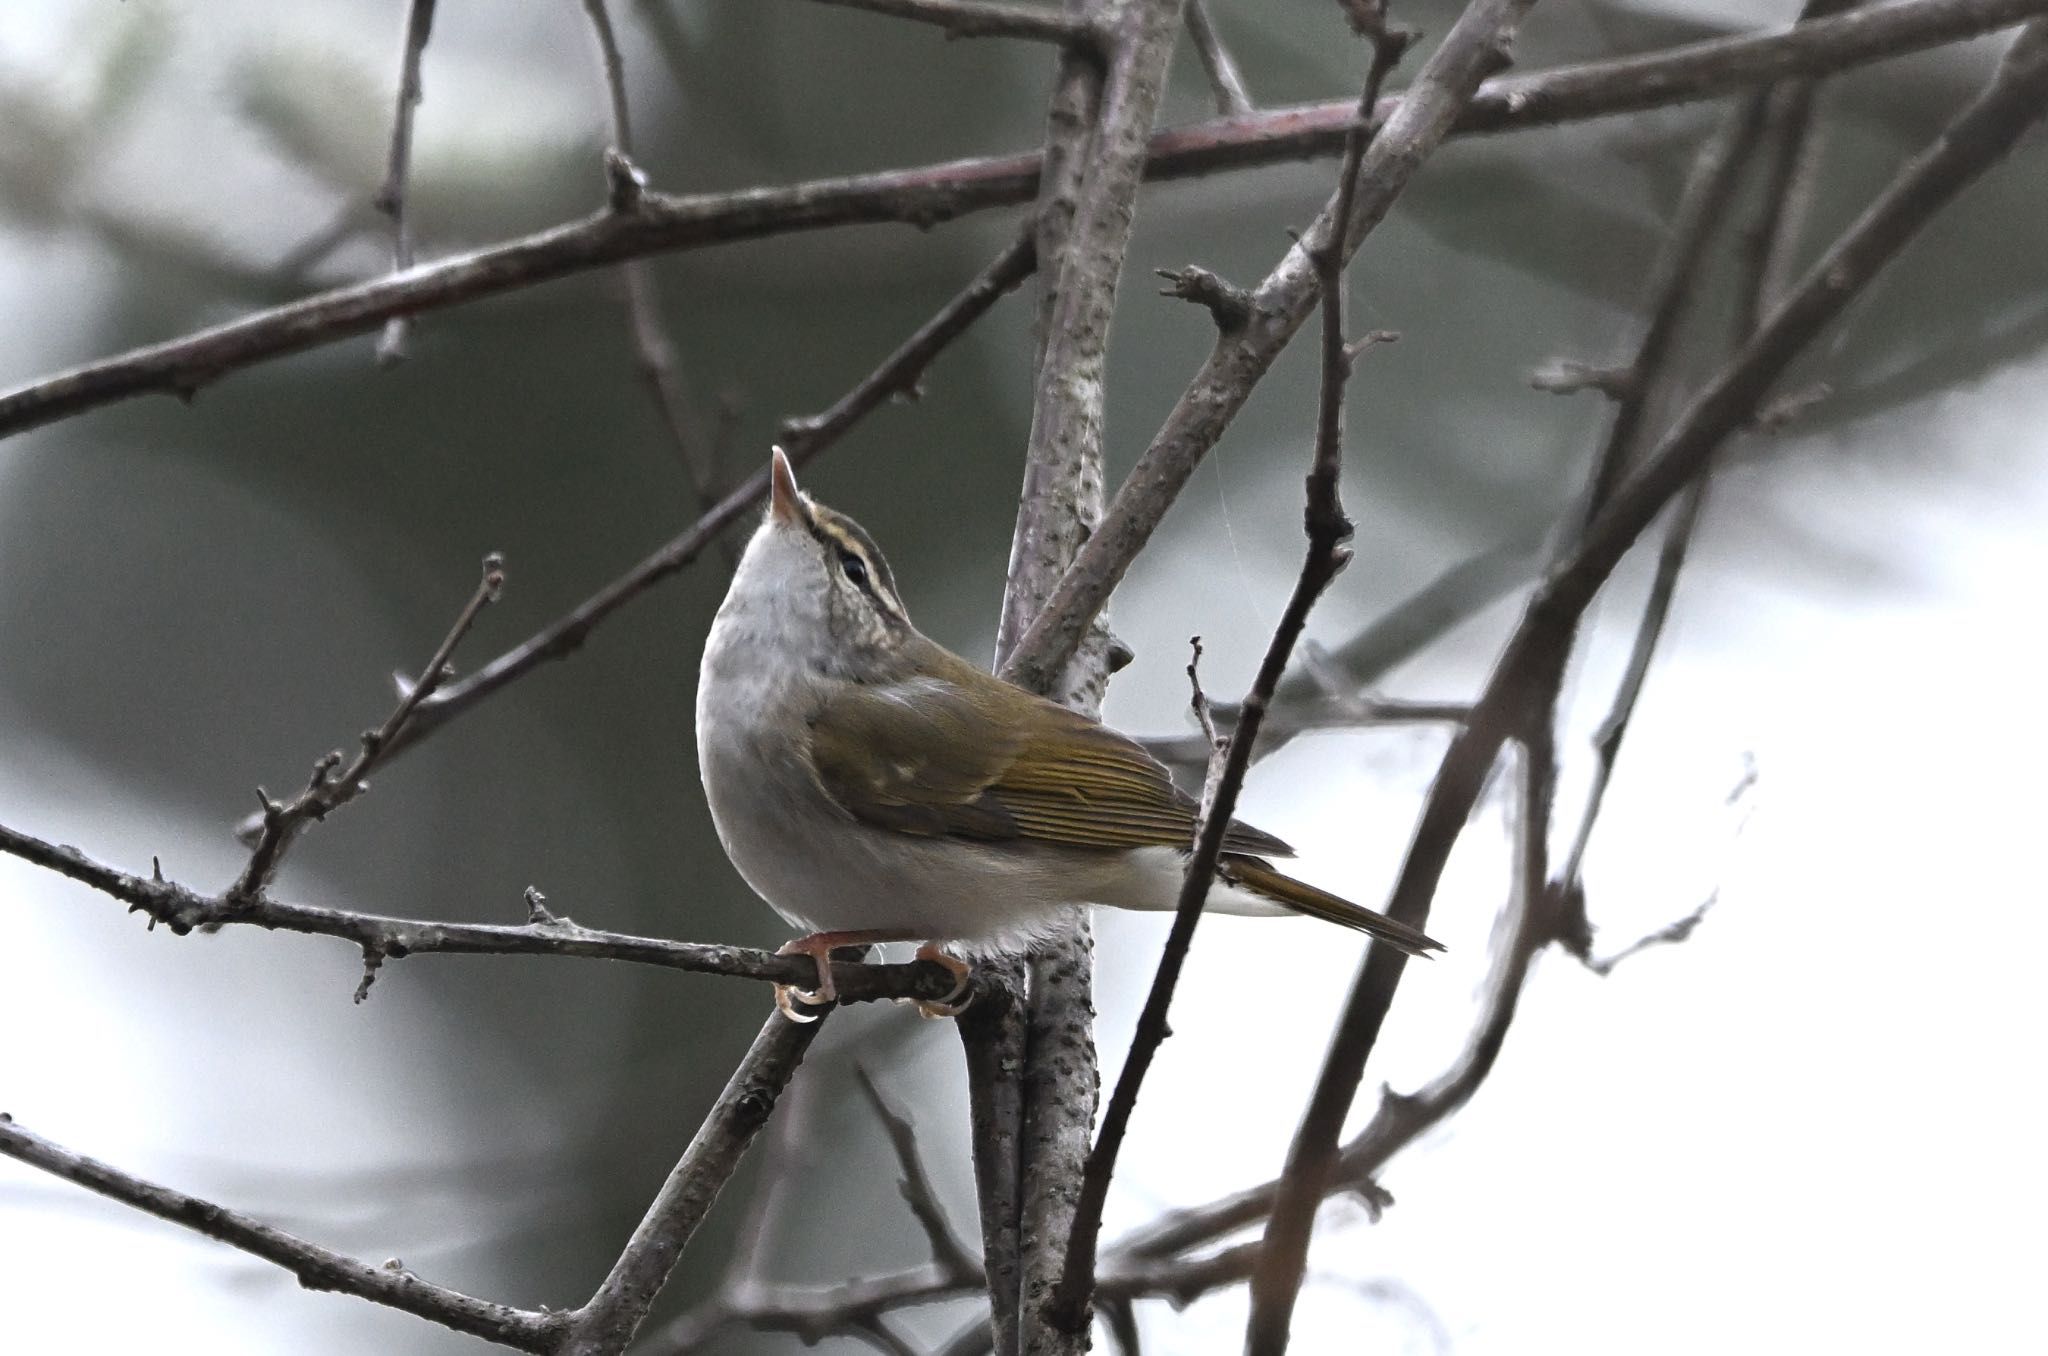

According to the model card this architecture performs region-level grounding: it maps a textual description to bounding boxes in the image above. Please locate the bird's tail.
[1222,855,1444,957]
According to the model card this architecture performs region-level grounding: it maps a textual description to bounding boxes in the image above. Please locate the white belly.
[695,608,1288,954]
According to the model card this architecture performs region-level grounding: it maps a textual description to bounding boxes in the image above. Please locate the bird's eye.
[838,549,869,588]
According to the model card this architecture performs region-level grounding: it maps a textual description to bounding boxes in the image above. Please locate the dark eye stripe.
[810,515,906,624]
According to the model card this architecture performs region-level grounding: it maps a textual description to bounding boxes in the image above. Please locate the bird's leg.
[910,942,974,1019]
[773,929,920,1023]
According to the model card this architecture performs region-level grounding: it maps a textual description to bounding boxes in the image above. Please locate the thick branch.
[4,0,2040,444]
[0,1116,564,1352]
[992,3,1190,1350]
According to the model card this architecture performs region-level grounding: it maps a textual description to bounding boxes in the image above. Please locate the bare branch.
[1000,0,1545,695]
[0,1115,564,1352]
[2,0,2040,445]
[954,957,1028,1356]
[1573,98,1773,526]
[582,0,634,153]
[579,0,727,521]
[1137,696,1469,776]
[1253,20,2048,1346]
[1055,24,1398,1323]
[1154,264,1250,330]
[1556,10,1841,931]
[555,1010,826,1355]
[856,1067,980,1280]
[940,1242,1264,1356]
[371,0,436,365]
[989,1,1193,1348]
[0,819,967,1005]
[779,228,1037,453]
[810,0,1103,46]
[230,553,503,903]
[1185,0,1254,114]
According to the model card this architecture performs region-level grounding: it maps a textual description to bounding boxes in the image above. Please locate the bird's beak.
[769,446,805,525]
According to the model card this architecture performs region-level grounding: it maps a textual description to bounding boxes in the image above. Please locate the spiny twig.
[229,552,503,904]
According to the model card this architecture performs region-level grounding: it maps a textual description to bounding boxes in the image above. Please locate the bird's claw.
[910,944,973,1019]
[774,937,839,1024]
[774,983,830,1024]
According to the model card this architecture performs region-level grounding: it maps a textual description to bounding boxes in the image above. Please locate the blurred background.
[2,1,2044,1351]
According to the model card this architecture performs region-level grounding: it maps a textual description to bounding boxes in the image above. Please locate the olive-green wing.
[807,671,1290,857]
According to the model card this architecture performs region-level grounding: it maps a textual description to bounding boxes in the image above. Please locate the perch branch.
[0,819,967,1005]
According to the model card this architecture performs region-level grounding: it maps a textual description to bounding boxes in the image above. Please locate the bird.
[696,449,1442,1020]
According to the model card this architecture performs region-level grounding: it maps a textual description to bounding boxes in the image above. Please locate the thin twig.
[809,0,1103,46]
[372,0,436,365]
[1117,39,1837,1271]
[554,1010,827,1355]
[0,1116,565,1352]
[582,0,635,153]
[1136,696,1469,775]
[651,1230,1262,1355]
[0,818,967,1004]
[2,0,2039,442]
[230,553,503,904]
[779,227,1037,454]
[939,1242,1264,1356]
[580,0,727,521]
[1555,4,1845,924]
[855,1067,981,1279]
[1251,19,2048,1349]
[1185,0,1254,114]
